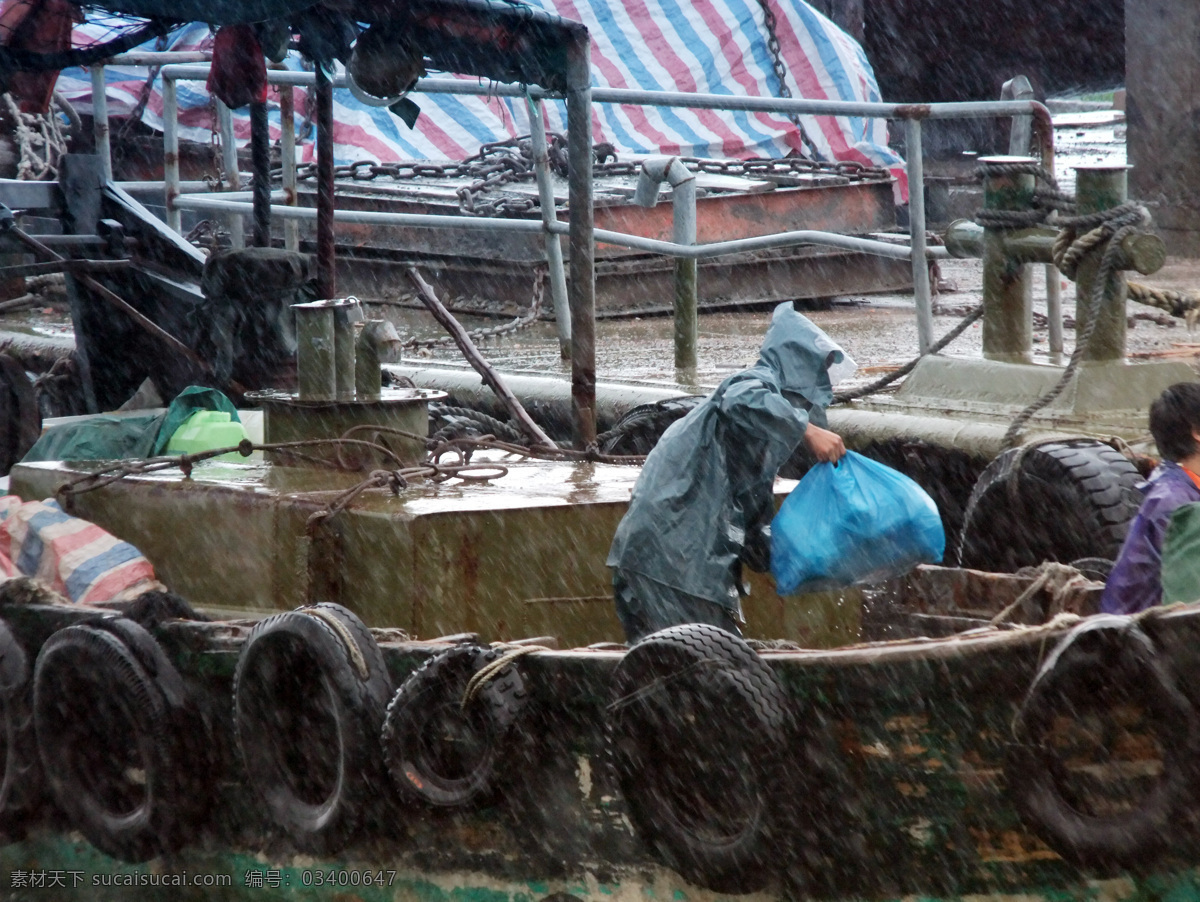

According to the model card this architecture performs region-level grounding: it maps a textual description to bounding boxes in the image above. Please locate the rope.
[1003,203,1151,448]
[832,303,984,404]
[971,162,1075,231]
[430,404,524,444]
[460,645,548,709]
[5,93,69,181]
[990,561,1092,626]
[299,605,370,680]
[54,426,646,518]
[1126,281,1200,323]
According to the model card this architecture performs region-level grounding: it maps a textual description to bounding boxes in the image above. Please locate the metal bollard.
[945,162,1165,367]
[294,298,363,401]
[1074,166,1132,362]
[355,319,401,401]
[978,155,1036,363]
[294,302,336,401]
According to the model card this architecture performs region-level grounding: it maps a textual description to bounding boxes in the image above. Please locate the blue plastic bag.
[771,451,945,595]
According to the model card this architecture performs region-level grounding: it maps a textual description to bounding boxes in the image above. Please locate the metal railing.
[90,54,1055,361]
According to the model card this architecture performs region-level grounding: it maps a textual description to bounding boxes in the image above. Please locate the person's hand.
[804,423,846,463]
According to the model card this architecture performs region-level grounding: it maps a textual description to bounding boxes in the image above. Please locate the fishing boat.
[0,0,1195,899]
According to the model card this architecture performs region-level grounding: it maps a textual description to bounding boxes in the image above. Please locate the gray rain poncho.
[607,302,847,640]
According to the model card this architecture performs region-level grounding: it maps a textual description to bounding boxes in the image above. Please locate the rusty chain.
[286,140,891,219]
[401,265,547,350]
[752,0,823,161]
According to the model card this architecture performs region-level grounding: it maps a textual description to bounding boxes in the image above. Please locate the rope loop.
[299,605,371,680]
[460,645,548,710]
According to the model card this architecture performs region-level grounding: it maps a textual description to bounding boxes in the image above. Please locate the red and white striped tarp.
[55,1,907,200]
[0,495,161,604]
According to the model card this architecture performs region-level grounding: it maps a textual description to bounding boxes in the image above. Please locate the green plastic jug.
[166,410,248,463]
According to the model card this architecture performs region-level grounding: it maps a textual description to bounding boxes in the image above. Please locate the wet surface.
[3,107,1196,399]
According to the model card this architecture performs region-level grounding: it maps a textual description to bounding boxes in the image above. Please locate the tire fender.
[33,618,202,862]
[1005,616,1200,868]
[958,440,1142,571]
[381,644,529,808]
[0,619,39,838]
[605,623,791,894]
[233,602,391,854]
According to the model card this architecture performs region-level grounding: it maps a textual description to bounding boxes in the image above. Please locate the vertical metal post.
[979,156,1035,362]
[565,34,596,446]
[216,99,244,248]
[672,174,698,372]
[333,305,356,400]
[1046,266,1063,357]
[163,75,180,232]
[355,321,389,401]
[249,101,272,248]
[90,65,112,182]
[278,82,299,252]
[1074,165,1130,362]
[1002,76,1062,359]
[905,117,933,354]
[294,303,337,400]
[524,94,572,358]
[315,64,337,300]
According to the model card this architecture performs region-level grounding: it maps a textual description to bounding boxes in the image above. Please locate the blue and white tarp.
[55,2,908,201]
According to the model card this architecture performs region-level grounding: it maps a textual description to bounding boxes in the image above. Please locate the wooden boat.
[0,498,1190,902]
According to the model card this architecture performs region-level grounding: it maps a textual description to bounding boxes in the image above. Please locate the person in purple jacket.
[1101,382,1200,614]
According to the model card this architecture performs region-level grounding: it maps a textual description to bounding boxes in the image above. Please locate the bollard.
[978,156,1036,363]
[355,319,401,401]
[332,299,362,400]
[294,302,336,401]
[1074,166,1131,363]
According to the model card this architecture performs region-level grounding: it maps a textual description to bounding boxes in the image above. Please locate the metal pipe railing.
[89,51,1052,445]
[151,62,1048,348]
[524,94,572,357]
[171,192,949,262]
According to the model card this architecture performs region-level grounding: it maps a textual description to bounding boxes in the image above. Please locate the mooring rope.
[300,605,370,680]
[459,644,548,710]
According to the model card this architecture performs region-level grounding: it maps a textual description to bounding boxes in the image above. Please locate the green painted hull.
[0,592,1193,900]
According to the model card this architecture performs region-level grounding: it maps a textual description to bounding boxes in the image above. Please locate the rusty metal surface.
[7,455,858,648]
[333,243,913,315]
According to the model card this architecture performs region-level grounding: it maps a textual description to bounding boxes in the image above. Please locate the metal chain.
[752,0,823,161]
[289,149,891,221]
[402,265,547,350]
[1002,202,1152,448]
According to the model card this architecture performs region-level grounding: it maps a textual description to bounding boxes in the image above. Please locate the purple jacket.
[1100,461,1200,614]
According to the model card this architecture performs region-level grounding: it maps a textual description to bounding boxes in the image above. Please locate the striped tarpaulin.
[0,496,160,604]
[54,2,907,201]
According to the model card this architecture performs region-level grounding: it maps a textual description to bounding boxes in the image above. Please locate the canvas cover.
[0,496,161,603]
[54,2,907,199]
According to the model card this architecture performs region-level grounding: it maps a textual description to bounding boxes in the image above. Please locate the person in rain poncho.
[607,302,849,644]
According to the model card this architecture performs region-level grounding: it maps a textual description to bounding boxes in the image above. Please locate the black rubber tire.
[0,620,39,839]
[605,623,790,894]
[381,645,529,807]
[233,603,391,854]
[957,439,1142,572]
[1005,616,1200,868]
[0,353,39,477]
[33,618,200,862]
[598,397,704,456]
